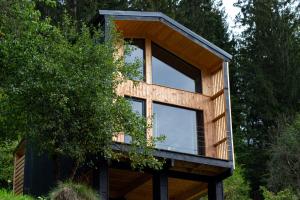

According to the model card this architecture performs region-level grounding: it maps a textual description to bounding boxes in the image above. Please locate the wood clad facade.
[13,142,25,195]
[115,26,230,160]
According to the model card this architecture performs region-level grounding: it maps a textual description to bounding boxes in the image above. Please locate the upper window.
[153,103,204,155]
[124,97,146,143]
[124,39,145,81]
[152,43,202,93]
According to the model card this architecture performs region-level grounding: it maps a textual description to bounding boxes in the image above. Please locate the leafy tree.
[223,166,251,200]
[0,141,18,189]
[0,0,163,182]
[201,165,251,200]
[267,114,300,196]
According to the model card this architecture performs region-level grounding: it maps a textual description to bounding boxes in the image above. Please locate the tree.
[0,141,18,189]
[201,165,251,200]
[223,166,251,200]
[261,186,298,200]
[0,0,163,182]
[267,114,300,196]
[234,0,300,197]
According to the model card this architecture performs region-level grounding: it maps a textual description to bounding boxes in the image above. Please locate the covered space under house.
[13,10,234,200]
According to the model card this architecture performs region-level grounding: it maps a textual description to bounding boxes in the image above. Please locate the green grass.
[0,189,35,200]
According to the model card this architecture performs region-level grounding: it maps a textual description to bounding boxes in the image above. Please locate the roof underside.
[99,10,232,70]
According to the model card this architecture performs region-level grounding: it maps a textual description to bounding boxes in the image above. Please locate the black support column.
[208,180,224,200]
[99,159,109,200]
[153,171,168,200]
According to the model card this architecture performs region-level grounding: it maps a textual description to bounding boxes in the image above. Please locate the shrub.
[261,186,298,200]
[0,189,34,200]
[49,181,99,200]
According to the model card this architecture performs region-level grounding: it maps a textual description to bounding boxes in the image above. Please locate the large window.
[153,103,204,155]
[124,39,145,81]
[152,43,202,93]
[124,98,146,143]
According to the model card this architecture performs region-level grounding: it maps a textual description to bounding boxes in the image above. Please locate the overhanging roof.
[99,10,232,62]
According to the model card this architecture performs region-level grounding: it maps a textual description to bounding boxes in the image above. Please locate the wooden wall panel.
[210,67,228,160]
[213,94,225,118]
[212,68,224,94]
[145,39,152,84]
[13,154,25,195]
[114,29,229,159]
[117,81,210,111]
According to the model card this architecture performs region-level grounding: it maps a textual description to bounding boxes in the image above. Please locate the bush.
[223,166,251,200]
[261,186,298,200]
[0,189,34,200]
[49,181,99,200]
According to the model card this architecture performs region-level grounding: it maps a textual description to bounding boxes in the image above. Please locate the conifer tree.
[234,0,300,197]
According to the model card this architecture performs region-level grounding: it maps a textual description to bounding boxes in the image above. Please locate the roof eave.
[99,10,233,61]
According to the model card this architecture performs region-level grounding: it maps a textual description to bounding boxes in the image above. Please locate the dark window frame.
[152,101,205,156]
[151,42,202,93]
[125,96,146,117]
[124,96,147,143]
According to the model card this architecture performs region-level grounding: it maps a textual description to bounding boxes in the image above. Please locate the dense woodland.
[1,0,300,199]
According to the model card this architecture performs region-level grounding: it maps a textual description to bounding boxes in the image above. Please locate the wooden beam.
[213,137,227,147]
[210,89,224,100]
[208,181,224,200]
[212,112,225,123]
[173,183,207,200]
[117,175,152,197]
[117,81,210,111]
[99,159,109,200]
[145,38,152,84]
[153,171,168,200]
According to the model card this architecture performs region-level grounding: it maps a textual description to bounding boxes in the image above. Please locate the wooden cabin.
[13,10,234,200]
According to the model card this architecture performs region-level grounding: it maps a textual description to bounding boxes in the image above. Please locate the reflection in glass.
[152,43,202,93]
[153,103,202,155]
[124,39,145,81]
[124,98,145,143]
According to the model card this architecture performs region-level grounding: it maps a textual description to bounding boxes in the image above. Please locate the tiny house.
[13,10,234,200]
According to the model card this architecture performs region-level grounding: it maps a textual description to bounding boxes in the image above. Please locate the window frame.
[151,42,202,93]
[124,96,147,144]
[152,101,205,156]
[124,38,146,82]
[121,37,206,156]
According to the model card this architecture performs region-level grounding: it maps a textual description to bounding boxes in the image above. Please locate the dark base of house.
[21,144,232,200]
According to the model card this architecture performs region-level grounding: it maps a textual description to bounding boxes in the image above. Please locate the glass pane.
[125,39,145,81]
[152,43,201,93]
[153,103,199,155]
[124,98,145,143]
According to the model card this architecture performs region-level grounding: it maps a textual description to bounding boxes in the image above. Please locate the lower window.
[153,103,204,155]
[125,98,145,143]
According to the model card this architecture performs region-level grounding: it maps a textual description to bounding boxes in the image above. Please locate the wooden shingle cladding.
[111,20,233,160]
[13,141,25,195]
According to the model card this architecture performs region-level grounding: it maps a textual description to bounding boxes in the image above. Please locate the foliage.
[49,181,99,200]
[200,165,251,200]
[0,141,18,189]
[223,166,251,200]
[0,0,164,181]
[267,114,300,195]
[0,189,34,200]
[234,0,300,196]
[261,186,298,200]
